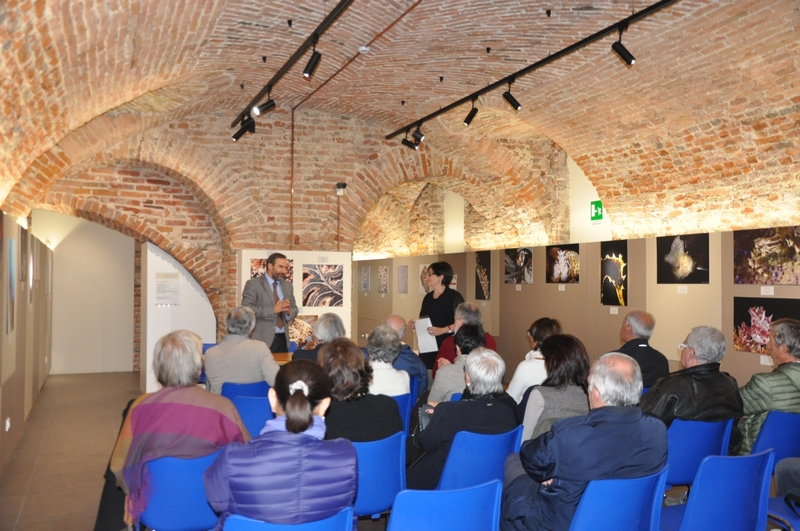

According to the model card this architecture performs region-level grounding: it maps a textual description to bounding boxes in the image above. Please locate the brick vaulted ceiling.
[1,0,799,316]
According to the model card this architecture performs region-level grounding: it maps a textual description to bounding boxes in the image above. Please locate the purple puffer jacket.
[204,430,357,531]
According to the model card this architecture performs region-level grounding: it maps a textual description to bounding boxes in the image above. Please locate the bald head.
[383,314,406,340]
[620,310,655,343]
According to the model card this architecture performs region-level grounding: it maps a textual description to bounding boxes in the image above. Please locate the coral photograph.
[733,297,800,354]
[546,244,580,284]
[734,226,800,285]
[250,257,294,282]
[378,266,388,294]
[475,251,491,300]
[656,233,709,284]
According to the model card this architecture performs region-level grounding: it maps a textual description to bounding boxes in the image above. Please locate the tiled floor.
[0,372,141,531]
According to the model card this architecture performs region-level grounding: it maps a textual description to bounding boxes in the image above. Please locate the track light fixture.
[612,25,636,65]
[401,130,419,150]
[304,37,322,78]
[464,99,478,126]
[252,88,276,116]
[502,80,521,111]
[412,126,425,143]
[232,117,255,142]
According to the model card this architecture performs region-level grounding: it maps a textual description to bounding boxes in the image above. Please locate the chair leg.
[768,513,795,531]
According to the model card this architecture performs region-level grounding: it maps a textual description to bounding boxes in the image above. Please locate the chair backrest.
[140,450,222,531]
[202,343,217,354]
[391,393,412,437]
[437,426,524,490]
[232,396,275,437]
[409,374,420,400]
[751,411,800,474]
[568,466,669,531]
[668,450,774,531]
[450,393,462,402]
[223,507,353,530]
[387,480,502,531]
[666,418,733,487]
[221,381,271,400]
[352,431,405,517]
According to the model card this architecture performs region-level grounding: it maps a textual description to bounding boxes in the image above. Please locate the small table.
[273,352,292,365]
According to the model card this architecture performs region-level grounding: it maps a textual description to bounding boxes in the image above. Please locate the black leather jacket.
[641,363,744,454]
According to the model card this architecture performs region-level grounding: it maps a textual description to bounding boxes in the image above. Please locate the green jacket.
[739,362,800,454]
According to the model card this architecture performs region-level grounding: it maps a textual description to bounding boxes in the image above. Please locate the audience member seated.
[367,325,410,396]
[407,348,519,490]
[428,324,485,403]
[612,310,669,388]
[204,360,357,531]
[293,312,346,362]
[433,302,496,377]
[110,331,249,529]
[777,458,800,497]
[320,338,404,442]
[205,307,280,394]
[739,318,800,454]
[641,326,743,454]
[507,318,563,403]
[501,353,668,531]
[383,314,429,392]
[520,335,590,441]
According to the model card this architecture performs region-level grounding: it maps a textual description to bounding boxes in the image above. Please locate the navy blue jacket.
[501,406,667,531]
[204,430,357,530]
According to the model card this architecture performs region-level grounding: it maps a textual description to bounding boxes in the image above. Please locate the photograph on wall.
[8,238,14,334]
[656,233,710,284]
[397,265,409,294]
[419,264,430,294]
[378,266,388,294]
[288,314,319,352]
[734,226,800,285]
[504,248,533,284]
[450,274,458,292]
[250,257,294,283]
[600,240,627,306]
[19,227,27,282]
[360,266,370,292]
[475,251,491,300]
[733,296,800,354]
[546,244,580,284]
[303,264,344,307]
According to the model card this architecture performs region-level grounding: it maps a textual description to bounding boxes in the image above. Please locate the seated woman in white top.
[367,325,410,397]
[506,318,562,403]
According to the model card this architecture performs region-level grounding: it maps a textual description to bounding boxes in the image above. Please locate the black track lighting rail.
[230,0,355,128]
[386,0,681,140]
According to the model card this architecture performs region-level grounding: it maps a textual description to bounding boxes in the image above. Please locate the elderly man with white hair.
[501,352,667,531]
[641,326,743,453]
[613,310,669,387]
[383,314,428,393]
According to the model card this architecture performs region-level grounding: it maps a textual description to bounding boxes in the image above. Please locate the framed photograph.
[546,244,580,283]
[419,264,430,295]
[378,266,388,294]
[360,265,370,292]
[475,251,491,300]
[250,257,294,283]
[734,226,800,285]
[19,227,27,282]
[302,264,344,307]
[733,296,800,353]
[657,233,709,284]
[601,240,628,306]
[504,248,533,284]
[397,265,409,294]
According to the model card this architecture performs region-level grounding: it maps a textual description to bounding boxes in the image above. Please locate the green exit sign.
[590,200,604,221]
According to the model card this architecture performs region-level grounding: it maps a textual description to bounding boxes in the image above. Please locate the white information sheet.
[414,317,438,353]
[155,272,180,306]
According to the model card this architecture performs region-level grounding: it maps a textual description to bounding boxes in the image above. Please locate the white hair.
[588,352,642,407]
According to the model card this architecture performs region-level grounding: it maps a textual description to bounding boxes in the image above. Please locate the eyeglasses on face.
[678,342,690,350]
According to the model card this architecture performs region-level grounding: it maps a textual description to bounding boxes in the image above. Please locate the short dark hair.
[541,334,590,389]
[274,360,331,433]
[428,261,454,287]
[527,318,562,347]
[318,338,372,401]
[455,324,485,356]
[267,252,287,266]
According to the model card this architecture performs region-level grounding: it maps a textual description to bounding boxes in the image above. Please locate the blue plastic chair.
[202,343,217,354]
[409,375,420,400]
[660,450,774,531]
[386,480,502,531]
[221,381,271,400]
[437,426,523,490]
[139,450,222,531]
[232,396,275,437]
[391,393,413,438]
[450,393,462,402]
[750,411,800,474]
[665,418,733,488]
[568,465,669,531]
[223,507,353,530]
[352,431,405,518]
[767,495,800,531]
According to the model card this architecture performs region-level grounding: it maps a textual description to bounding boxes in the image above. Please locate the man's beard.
[272,271,286,281]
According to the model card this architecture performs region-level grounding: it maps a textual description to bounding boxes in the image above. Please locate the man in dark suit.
[241,252,298,353]
[614,310,669,388]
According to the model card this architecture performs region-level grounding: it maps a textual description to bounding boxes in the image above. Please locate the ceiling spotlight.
[252,89,275,116]
[502,80,521,111]
[304,38,322,78]
[464,105,478,126]
[402,130,419,150]
[612,25,635,65]
[232,117,255,142]
[412,126,425,143]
